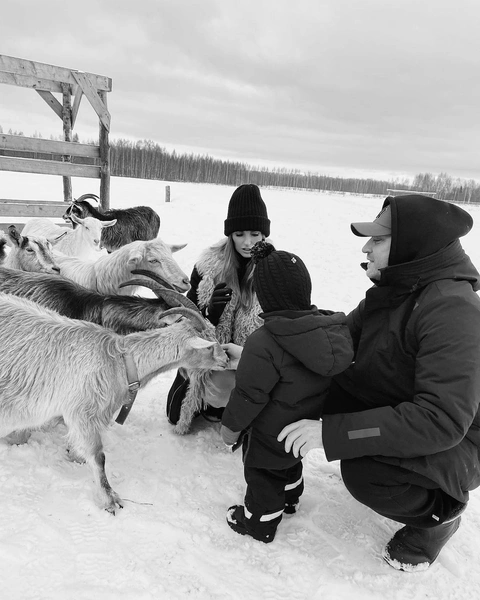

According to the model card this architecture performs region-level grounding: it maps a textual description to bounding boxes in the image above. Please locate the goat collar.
[115,352,141,425]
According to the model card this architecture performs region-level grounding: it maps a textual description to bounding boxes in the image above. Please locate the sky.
[2,1,480,183]
[0,174,479,600]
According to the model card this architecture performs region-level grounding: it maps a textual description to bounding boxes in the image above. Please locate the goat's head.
[6,226,61,274]
[63,194,102,226]
[70,214,117,251]
[174,319,229,371]
[122,239,190,293]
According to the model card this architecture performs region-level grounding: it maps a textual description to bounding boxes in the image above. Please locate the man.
[278,195,480,572]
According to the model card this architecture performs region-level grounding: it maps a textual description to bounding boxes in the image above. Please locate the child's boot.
[226,505,282,543]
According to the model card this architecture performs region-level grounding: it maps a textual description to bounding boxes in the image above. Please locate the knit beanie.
[224,184,270,237]
[252,241,312,312]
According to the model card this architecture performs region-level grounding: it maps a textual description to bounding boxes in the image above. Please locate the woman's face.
[232,231,263,258]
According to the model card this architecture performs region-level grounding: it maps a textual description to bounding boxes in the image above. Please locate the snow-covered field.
[1,172,479,600]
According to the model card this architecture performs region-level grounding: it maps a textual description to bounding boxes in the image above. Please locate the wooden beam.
[0,156,100,178]
[0,199,70,218]
[0,54,112,91]
[71,70,111,131]
[35,89,64,120]
[0,134,100,158]
[71,88,83,128]
[0,71,71,94]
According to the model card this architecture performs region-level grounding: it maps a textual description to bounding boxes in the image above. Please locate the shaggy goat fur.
[0,292,228,513]
[0,267,188,334]
[63,194,160,252]
[23,214,116,261]
[54,237,190,295]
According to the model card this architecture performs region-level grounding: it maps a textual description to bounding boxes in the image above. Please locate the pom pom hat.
[252,242,312,312]
[224,184,270,237]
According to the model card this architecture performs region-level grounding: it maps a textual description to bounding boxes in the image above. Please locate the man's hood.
[386,195,473,266]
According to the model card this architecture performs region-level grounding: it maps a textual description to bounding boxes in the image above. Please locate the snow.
[0,173,480,600]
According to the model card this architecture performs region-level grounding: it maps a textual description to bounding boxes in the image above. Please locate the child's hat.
[252,241,311,312]
[224,184,270,237]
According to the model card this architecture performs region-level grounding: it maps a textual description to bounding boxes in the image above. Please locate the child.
[221,241,354,543]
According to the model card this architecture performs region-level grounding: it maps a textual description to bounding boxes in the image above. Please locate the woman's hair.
[210,236,258,309]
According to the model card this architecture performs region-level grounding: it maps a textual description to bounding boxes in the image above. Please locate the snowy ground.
[1,173,480,600]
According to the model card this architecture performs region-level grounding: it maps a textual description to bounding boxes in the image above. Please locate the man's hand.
[277,419,323,458]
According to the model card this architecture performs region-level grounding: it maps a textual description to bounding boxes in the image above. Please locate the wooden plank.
[71,71,111,132]
[71,88,83,128]
[0,54,112,91]
[0,71,68,93]
[0,203,68,218]
[0,199,68,205]
[0,156,100,178]
[35,89,64,119]
[0,134,100,158]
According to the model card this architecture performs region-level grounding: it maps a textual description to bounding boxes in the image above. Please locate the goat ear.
[101,219,117,228]
[70,213,84,226]
[169,243,187,254]
[127,250,143,265]
[7,226,22,247]
[187,337,216,350]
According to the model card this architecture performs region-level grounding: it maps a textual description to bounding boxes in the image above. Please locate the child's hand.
[221,343,243,370]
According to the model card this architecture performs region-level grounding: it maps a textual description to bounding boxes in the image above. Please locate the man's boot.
[383,503,466,572]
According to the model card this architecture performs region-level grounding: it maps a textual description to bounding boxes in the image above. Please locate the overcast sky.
[2,0,480,182]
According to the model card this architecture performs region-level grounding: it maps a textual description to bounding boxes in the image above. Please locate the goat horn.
[130,269,176,291]
[158,307,206,331]
[74,193,100,203]
[119,279,201,313]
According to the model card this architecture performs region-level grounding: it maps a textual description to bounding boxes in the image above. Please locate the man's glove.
[206,282,232,324]
[221,425,240,449]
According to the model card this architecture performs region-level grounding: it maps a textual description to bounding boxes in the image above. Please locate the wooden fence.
[0,54,112,218]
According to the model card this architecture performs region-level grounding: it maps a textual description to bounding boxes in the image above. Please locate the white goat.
[54,237,190,295]
[0,225,61,274]
[22,214,117,261]
[0,292,228,513]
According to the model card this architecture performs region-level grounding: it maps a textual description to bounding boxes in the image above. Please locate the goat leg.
[68,426,123,514]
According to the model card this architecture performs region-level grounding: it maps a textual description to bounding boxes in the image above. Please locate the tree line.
[1,127,479,203]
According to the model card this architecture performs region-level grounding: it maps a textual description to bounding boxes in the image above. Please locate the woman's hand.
[221,343,243,369]
[277,419,323,458]
[207,282,232,322]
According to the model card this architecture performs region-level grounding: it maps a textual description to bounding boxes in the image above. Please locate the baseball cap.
[351,204,392,237]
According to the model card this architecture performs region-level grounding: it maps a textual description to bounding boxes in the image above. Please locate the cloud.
[2,0,480,181]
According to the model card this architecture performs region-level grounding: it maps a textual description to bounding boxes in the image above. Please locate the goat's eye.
[25,247,34,253]
[148,259,158,263]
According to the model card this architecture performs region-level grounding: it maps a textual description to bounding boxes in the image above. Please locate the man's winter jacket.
[322,196,480,503]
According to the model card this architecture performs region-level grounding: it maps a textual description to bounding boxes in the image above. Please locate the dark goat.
[63,193,161,252]
[0,267,195,334]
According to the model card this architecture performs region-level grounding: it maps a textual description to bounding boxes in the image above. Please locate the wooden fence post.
[165,185,171,202]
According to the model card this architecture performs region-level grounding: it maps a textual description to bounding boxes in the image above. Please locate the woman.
[167,183,271,431]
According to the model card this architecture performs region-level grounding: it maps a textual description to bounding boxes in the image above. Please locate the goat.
[22,214,117,261]
[0,225,61,274]
[53,237,190,296]
[63,193,161,252]
[0,292,228,513]
[0,266,191,334]
[120,271,226,435]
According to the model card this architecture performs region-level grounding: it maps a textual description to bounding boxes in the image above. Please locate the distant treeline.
[2,127,479,203]
[109,139,480,203]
